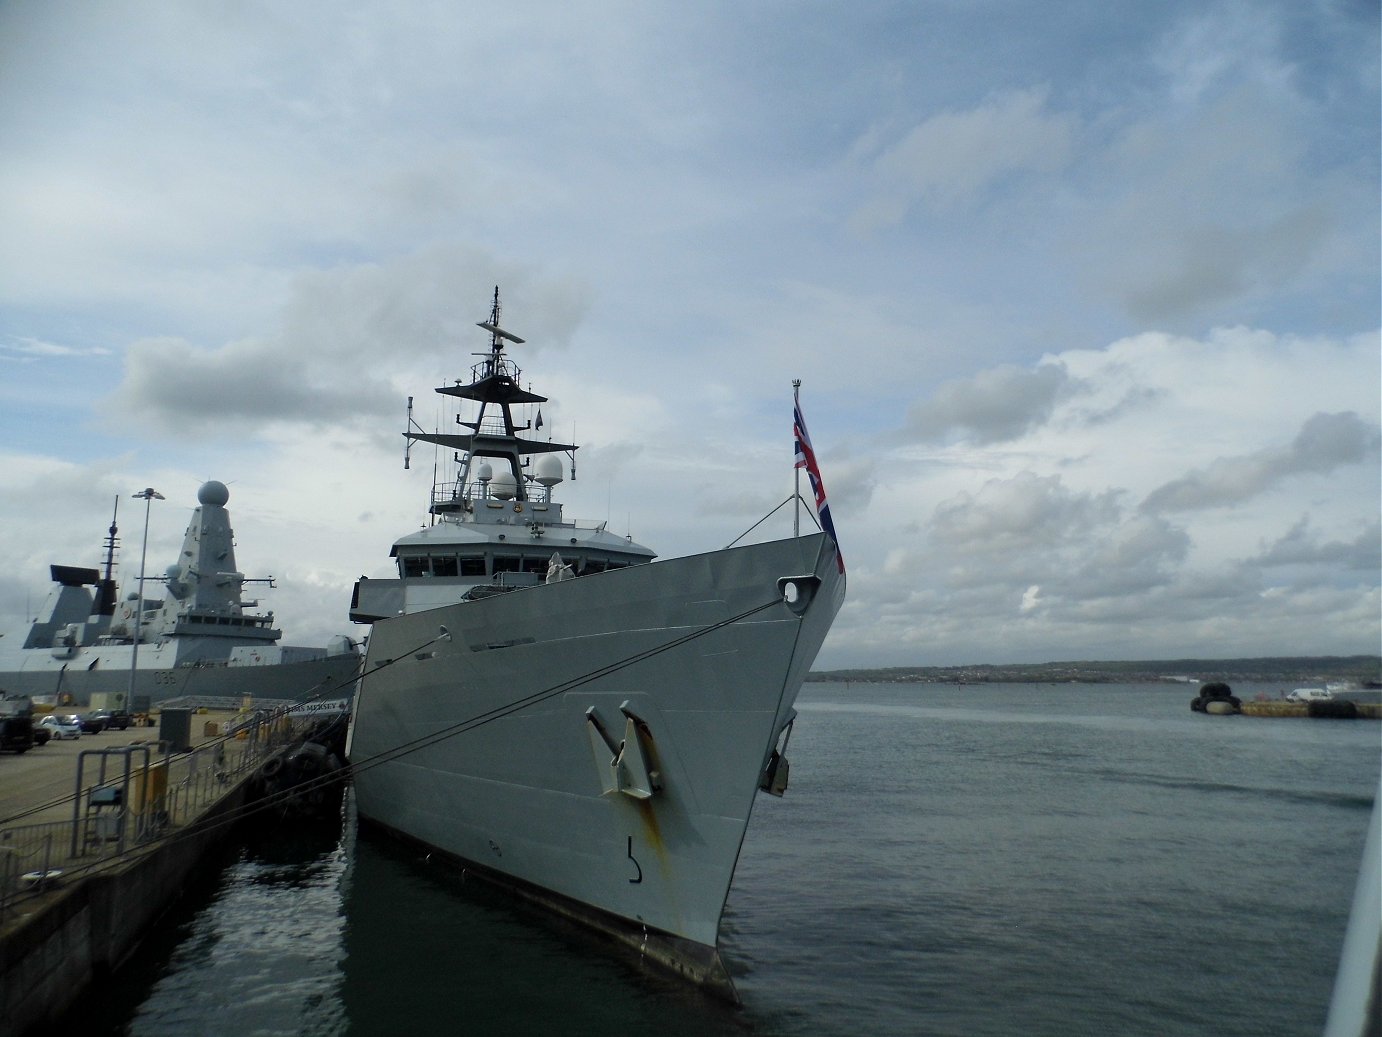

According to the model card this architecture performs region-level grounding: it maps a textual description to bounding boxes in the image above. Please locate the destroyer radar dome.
[535,454,564,486]
[198,481,230,507]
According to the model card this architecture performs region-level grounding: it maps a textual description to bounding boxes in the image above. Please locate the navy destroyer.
[346,288,845,997]
[0,481,361,709]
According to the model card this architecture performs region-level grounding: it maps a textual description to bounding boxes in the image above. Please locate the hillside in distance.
[809,656,1382,685]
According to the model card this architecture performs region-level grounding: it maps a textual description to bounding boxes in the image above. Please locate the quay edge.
[0,765,260,1036]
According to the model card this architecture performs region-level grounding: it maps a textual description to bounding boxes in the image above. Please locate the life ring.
[514,503,524,513]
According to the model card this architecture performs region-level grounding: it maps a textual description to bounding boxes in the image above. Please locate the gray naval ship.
[0,481,361,709]
[346,289,845,999]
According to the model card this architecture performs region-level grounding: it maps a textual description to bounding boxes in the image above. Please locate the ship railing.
[431,476,560,513]
[471,355,520,384]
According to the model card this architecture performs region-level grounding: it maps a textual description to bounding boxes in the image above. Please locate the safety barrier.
[0,712,308,927]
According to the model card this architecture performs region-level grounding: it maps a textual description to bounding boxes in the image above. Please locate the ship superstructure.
[0,481,361,708]
[346,288,844,998]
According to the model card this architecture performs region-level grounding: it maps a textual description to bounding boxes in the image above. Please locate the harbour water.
[64,682,1379,1036]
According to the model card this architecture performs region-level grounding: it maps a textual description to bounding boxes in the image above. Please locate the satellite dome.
[490,469,517,500]
[535,454,564,487]
[198,480,230,507]
[477,462,494,483]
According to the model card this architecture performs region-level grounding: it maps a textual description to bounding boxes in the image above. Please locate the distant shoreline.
[808,655,1382,686]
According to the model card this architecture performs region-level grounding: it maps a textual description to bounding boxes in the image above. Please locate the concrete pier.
[1241,700,1382,718]
[0,714,299,1036]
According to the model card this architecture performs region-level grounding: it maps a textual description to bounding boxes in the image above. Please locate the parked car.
[31,726,50,746]
[38,714,81,740]
[0,714,35,753]
[88,710,131,731]
[76,712,108,733]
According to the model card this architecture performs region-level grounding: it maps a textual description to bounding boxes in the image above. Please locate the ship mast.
[404,287,577,517]
[95,496,120,617]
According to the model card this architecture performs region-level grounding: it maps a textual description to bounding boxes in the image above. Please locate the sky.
[0,0,1377,670]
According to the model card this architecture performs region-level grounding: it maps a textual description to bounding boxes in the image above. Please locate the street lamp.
[127,487,165,705]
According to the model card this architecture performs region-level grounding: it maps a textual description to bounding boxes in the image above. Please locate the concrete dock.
[0,713,305,1036]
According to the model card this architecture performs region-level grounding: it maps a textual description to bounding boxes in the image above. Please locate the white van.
[1286,688,1333,703]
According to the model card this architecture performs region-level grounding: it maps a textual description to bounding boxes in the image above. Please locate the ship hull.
[0,648,361,708]
[348,533,843,994]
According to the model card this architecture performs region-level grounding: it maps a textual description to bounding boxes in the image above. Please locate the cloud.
[851,88,1077,227]
[904,362,1078,445]
[1253,517,1381,574]
[1120,205,1334,323]
[99,246,591,438]
[926,472,1188,603]
[0,337,111,360]
[1141,411,1381,512]
[932,472,1119,554]
[1072,79,1373,328]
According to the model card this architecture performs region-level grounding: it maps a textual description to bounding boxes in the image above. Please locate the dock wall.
[0,772,254,1036]
[1241,701,1382,719]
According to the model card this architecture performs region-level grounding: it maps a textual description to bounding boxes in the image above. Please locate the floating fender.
[1192,682,1240,714]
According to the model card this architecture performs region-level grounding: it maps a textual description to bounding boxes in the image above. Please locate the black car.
[90,710,132,731]
[77,712,108,733]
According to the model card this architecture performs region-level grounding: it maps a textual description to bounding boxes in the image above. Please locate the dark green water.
[64,683,1380,1036]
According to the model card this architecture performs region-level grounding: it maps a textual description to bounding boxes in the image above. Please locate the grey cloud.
[932,472,1120,553]
[1078,385,1167,427]
[905,362,1077,445]
[103,334,395,438]
[853,88,1077,226]
[1142,411,1381,513]
[1123,206,1334,324]
[1254,517,1382,574]
[926,472,1187,601]
[100,247,590,438]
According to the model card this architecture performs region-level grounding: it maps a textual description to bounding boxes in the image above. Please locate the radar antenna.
[476,286,525,375]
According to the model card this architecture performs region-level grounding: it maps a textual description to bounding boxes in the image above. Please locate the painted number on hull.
[626,836,642,884]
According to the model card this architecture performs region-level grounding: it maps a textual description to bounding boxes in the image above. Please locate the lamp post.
[127,487,165,706]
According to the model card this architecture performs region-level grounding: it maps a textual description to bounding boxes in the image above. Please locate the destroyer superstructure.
[0,481,361,708]
[347,288,844,997]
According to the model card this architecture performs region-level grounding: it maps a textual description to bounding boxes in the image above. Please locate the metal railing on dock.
[0,712,309,928]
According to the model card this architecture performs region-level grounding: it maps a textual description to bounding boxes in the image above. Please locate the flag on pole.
[794,401,844,573]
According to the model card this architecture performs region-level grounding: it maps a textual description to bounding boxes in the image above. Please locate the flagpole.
[792,379,801,538]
